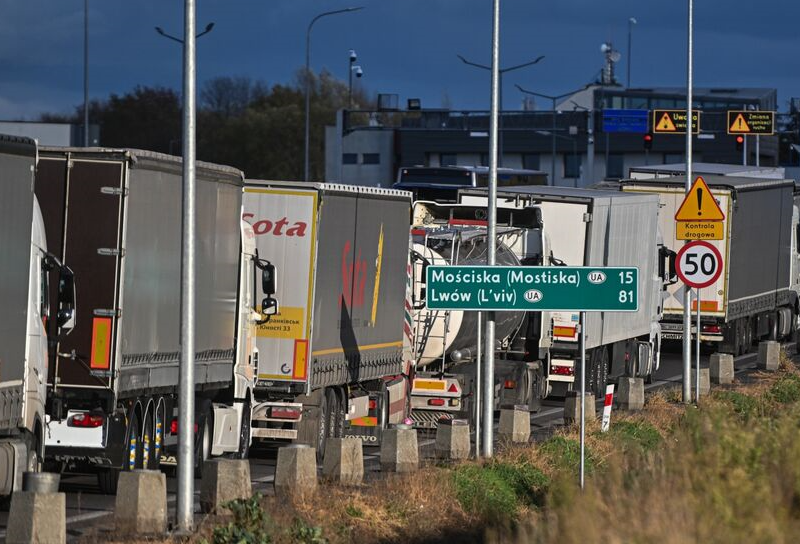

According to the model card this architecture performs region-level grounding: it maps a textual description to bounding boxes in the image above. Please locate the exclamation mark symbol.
[696,188,703,216]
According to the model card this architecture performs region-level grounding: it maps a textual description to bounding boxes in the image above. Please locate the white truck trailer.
[618,175,800,353]
[39,148,270,493]
[242,181,413,453]
[406,186,671,423]
[0,135,76,494]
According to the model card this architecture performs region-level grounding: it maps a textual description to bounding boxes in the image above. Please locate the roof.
[629,162,786,179]
[460,185,660,205]
[620,174,794,192]
[246,179,412,201]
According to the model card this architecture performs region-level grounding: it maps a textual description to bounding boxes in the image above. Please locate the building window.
[362,153,380,165]
[663,153,683,164]
[342,153,358,165]
[564,154,581,179]
[440,153,457,166]
[606,154,624,179]
[523,153,540,170]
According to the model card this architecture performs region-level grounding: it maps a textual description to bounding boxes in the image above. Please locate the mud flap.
[293,388,324,448]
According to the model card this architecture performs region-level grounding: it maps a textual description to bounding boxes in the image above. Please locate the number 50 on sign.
[675,241,723,288]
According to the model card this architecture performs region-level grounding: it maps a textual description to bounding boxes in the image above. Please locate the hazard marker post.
[600,384,615,432]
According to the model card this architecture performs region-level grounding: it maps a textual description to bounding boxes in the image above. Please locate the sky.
[1,0,799,119]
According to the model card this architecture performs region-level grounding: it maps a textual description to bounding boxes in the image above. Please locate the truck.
[0,134,75,494]
[38,147,271,493]
[617,175,800,354]
[242,181,413,453]
[406,186,671,424]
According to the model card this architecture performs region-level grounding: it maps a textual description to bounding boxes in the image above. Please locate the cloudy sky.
[1,0,798,119]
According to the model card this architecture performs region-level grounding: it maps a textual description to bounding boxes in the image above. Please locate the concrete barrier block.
[563,392,596,425]
[435,419,471,460]
[618,378,645,411]
[274,445,317,495]
[114,470,167,536]
[758,341,780,371]
[498,406,530,444]
[200,459,252,513]
[691,368,711,397]
[710,353,735,384]
[6,491,66,544]
[322,437,364,485]
[380,427,419,473]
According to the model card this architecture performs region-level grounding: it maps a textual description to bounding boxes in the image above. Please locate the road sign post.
[425,264,638,488]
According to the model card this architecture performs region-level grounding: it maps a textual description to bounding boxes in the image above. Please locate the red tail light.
[504,380,517,389]
[169,419,199,435]
[551,365,574,376]
[368,399,377,410]
[702,324,722,334]
[270,407,302,420]
[427,398,446,407]
[68,413,104,428]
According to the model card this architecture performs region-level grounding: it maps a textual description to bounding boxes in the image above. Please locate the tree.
[200,76,268,117]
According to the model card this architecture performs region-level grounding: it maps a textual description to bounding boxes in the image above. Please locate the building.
[0,121,99,147]
[325,86,782,188]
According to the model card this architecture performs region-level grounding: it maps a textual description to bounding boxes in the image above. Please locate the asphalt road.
[0,344,779,541]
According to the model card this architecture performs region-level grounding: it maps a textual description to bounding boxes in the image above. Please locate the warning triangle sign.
[656,112,677,132]
[675,176,725,221]
[729,113,751,133]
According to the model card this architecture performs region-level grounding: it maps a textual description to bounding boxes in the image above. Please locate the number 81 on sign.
[675,241,723,288]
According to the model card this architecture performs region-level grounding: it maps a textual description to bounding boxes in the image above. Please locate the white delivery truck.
[39,148,272,493]
[618,175,800,354]
[406,186,672,424]
[242,181,413,454]
[0,135,75,494]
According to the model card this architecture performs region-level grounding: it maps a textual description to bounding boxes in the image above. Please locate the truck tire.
[589,347,609,398]
[236,402,252,459]
[744,318,754,354]
[25,430,42,474]
[526,365,544,413]
[97,469,119,495]
[127,410,143,471]
[142,408,156,470]
[315,389,333,462]
[195,406,212,477]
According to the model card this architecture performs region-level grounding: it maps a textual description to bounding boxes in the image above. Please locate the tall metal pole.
[682,0,693,404]
[695,288,701,403]
[177,0,196,532]
[587,105,595,184]
[482,0,501,458]
[551,98,557,185]
[304,8,364,182]
[83,0,89,146]
[475,313,482,457]
[627,18,636,88]
[579,311,586,489]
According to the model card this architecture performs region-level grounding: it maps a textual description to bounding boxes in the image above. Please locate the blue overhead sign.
[602,109,649,133]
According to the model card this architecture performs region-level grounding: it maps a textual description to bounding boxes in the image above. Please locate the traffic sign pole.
[695,288,701,403]
[579,311,586,490]
[683,0,694,405]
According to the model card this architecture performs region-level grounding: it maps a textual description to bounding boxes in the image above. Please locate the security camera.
[349,49,357,63]
[354,66,363,78]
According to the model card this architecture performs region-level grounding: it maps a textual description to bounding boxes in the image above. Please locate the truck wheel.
[153,401,165,469]
[526,366,544,413]
[769,313,779,342]
[315,389,332,462]
[126,410,142,471]
[590,347,609,398]
[236,403,252,459]
[97,469,119,495]
[744,318,754,353]
[195,408,212,476]
[142,409,156,470]
[25,431,42,473]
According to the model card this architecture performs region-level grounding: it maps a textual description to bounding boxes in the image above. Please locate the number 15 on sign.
[675,241,723,289]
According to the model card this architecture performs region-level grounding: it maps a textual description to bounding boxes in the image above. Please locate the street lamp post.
[304,7,365,182]
[627,17,637,88]
[84,0,89,146]
[515,84,585,185]
[348,50,363,110]
[457,54,544,166]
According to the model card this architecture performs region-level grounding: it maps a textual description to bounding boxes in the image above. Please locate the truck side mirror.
[57,265,76,333]
[261,263,276,296]
[658,246,678,285]
[256,297,279,325]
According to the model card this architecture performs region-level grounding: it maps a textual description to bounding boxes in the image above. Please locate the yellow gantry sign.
[727,110,774,135]
[675,176,725,240]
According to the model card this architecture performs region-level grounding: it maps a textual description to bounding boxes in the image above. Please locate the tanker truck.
[408,186,672,425]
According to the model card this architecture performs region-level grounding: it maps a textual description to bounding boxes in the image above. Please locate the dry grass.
[78,351,800,544]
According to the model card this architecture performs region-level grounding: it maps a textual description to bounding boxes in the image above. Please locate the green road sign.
[425,265,639,312]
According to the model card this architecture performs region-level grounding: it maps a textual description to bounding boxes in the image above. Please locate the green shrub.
[452,461,549,522]
[609,420,662,452]
[769,374,800,404]
[289,518,327,544]
[539,436,595,474]
[209,494,272,544]
[714,390,761,419]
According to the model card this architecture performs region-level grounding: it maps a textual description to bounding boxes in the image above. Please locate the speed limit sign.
[675,240,723,288]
